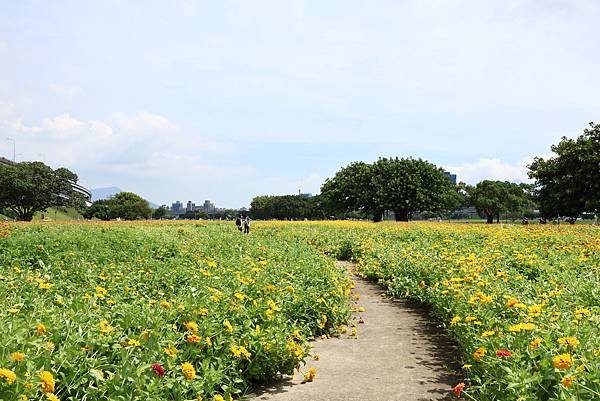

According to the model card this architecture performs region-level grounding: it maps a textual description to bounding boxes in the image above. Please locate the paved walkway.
[252,262,458,401]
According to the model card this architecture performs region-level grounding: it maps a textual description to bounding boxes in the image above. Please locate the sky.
[1,0,599,208]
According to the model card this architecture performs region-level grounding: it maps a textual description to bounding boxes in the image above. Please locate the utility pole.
[6,137,15,162]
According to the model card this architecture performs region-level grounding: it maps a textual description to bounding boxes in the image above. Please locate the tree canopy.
[0,161,86,221]
[250,195,322,220]
[528,122,600,221]
[468,180,534,223]
[84,192,152,220]
[321,157,460,221]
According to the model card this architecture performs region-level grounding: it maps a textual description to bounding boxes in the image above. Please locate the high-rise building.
[186,201,196,212]
[171,201,183,212]
[443,171,457,185]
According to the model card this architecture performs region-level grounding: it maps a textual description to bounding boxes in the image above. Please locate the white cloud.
[444,155,554,185]
[0,40,6,50]
[48,84,83,99]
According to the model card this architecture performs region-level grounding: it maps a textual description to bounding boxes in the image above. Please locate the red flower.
[151,363,165,377]
[496,349,513,357]
[453,382,466,397]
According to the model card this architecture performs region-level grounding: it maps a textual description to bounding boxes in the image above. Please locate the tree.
[321,158,460,222]
[320,162,382,221]
[85,192,151,220]
[0,161,86,221]
[371,158,461,221]
[250,195,320,220]
[83,199,112,220]
[152,206,168,220]
[528,122,600,222]
[469,180,533,223]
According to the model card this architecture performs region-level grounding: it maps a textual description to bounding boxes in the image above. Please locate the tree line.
[250,123,599,223]
[1,122,598,222]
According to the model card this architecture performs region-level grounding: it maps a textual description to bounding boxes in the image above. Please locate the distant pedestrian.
[235,215,242,231]
[243,216,251,234]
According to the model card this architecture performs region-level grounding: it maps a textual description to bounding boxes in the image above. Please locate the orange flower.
[453,382,466,397]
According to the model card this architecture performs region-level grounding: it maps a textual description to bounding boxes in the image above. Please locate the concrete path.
[252,262,459,401]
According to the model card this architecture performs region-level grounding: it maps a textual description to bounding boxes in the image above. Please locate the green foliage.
[469,180,534,223]
[85,192,152,220]
[152,206,168,220]
[528,122,600,221]
[0,222,351,400]
[321,158,460,222]
[250,195,322,220]
[0,161,86,221]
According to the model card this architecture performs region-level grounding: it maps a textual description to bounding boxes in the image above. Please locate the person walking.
[243,216,251,234]
[235,215,242,232]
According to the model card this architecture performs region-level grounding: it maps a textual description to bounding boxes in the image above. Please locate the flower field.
[1,220,598,401]
[0,221,351,400]
[271,221,599,401]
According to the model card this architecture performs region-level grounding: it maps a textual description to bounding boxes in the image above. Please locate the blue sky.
[1,0,599,207]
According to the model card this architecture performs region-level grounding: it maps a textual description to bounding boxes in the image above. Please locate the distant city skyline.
[2,1,599,207]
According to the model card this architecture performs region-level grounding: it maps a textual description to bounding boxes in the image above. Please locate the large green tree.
[371,157,461,221]
[469,180,533,223]
[528,122,600,222]
[85,192,152,220]
[320,162,383,221]
[321,157,460,222]
[0,161,86,221]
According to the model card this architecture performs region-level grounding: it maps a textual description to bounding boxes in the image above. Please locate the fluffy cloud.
[444,156,554,185]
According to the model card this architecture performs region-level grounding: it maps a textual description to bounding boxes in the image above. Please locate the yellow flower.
[473,347,487,361]
[36,323,47,336]
[529,337,542,350]
[482,330,495,337]
[557,337,580,349]
[39,282,53,289]
[506,298,519,308]
[160,300,172,309]
[574,308,590,320]
[223,320,234,333]
[186,334,202,343]
[127,339,140,347]
[10,352,25,362]
[185,321,199,333]
[552,354,573,370]
[0,368,17,384]
[45,393,60,401]
[450,316,461,326]
[95,286,107,298]
[198,307,209,316]
[214,395,225,401]
[230,345,252,359]
[181,362,196,380]
[528,304,542,317]
[464,316,477,322]
[561,375,575,388]
[39,370,56,393]
[205,337,213,347]
[303,367,317,382]
[164,347,178,357]
[99,320,115,334]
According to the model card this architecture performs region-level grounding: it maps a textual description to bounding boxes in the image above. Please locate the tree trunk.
[486,214,494,224]
[496,212,500,223]
[394,210,409,222]
[372,210,384,223]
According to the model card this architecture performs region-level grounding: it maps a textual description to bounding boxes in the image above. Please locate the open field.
[0,221,598,401]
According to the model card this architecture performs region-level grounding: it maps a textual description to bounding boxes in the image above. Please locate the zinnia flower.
[561,375,574,388]
[302,367,317,383]
[0,368,17,384]
[557,337,579,349]
[185,321,199,333]
[496,349,513,357]
[10,352,25,362]
[181,362,195,380]
[473,347,487,361]
[453,382,466,397]
[151,363,165,378]
[45,394,60,401]
[553,354,573,370]
[36,323,47,336]
[39,370,55,393]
